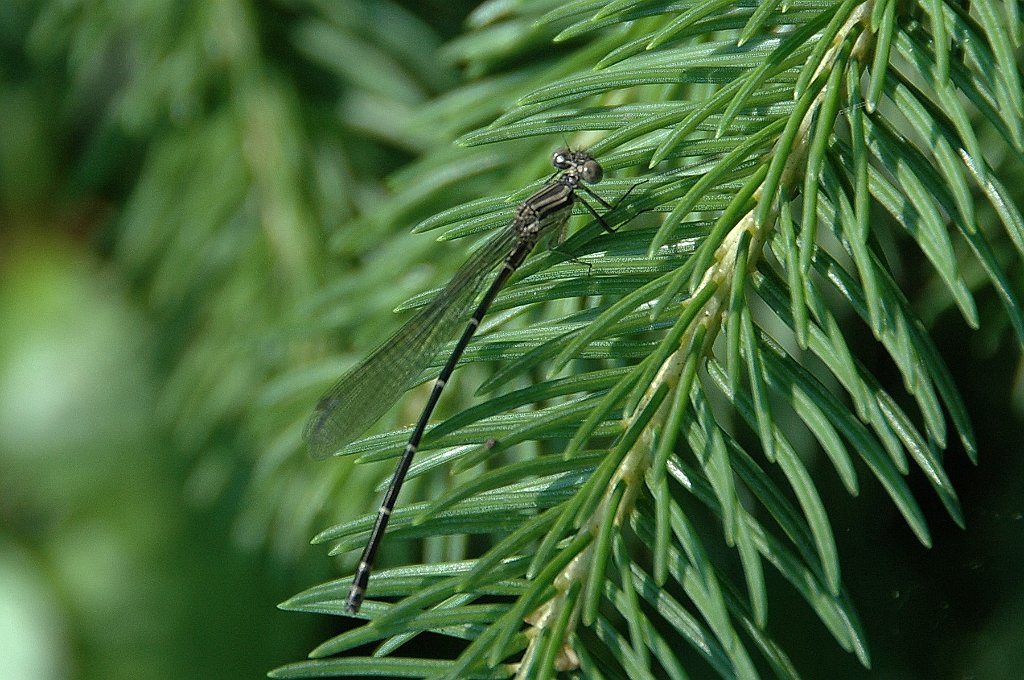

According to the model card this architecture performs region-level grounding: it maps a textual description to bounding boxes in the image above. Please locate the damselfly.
[304,149,622,613]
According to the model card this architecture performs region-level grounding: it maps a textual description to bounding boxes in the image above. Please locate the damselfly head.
[551,148,603,184]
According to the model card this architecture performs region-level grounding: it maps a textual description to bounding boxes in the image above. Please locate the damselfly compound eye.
[551,149,571,169]
[581,159,603,183]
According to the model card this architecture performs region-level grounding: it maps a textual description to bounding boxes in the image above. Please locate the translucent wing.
[303,227,519,459]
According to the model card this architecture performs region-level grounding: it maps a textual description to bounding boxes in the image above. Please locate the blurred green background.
[2,1,1023,679]
[0,2,479,678]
